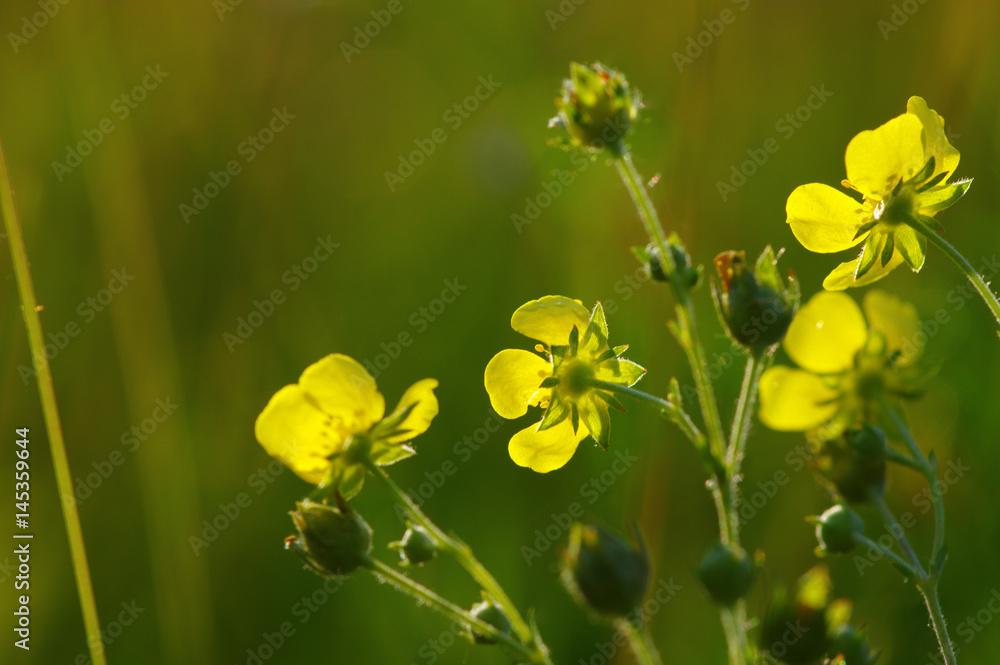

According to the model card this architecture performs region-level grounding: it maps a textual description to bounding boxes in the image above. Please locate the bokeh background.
[2,0,999,663]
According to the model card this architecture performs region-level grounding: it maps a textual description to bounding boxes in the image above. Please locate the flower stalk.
[0,134,107,665]
[361,458,553,665]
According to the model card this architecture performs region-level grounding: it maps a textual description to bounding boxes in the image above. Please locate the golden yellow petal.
[254,384,340,484]
[784,291,867,374]
[508,418,589,473]
[299,354,385,432]
[511,296,591,346]
[485,349,552,418]
[845,114,925,200]
[758,367,840,432]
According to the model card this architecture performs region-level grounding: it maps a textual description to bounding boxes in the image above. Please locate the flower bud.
[285,497,373,576]
[561,522,649,619]
[712,246,797,354]
[467,598,513,645]
[814,505,865,556]
[760,566,833,664]
[828,624,880,665]
[633,236,702,290]
[550,62,640,156]
[814,426,887,503]
[389,524,438,567]
[697,542,754,606]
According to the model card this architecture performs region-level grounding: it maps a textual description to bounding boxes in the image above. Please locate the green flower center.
[854,370,886,402]
[877,182,916,227]
[558,360,595,399]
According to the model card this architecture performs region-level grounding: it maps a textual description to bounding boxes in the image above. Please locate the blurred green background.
[2,0,999,663]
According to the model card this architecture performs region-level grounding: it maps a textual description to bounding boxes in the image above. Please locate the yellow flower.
[758,290,924,438]
[484,296,646,473]
[255,353,438,497]
[786,97,971,290]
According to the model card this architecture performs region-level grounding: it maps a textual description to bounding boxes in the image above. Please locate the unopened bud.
[285,496,372,576]
[561,522,649,619]
[814,505,865,556]
[389,524,438,566]
[467,598,513,645]
[697,542,754,606]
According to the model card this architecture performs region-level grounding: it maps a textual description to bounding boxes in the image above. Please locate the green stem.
[852,534,919,579]
[613,153,728,463]
[363,459,552,664]
[883,446,925,473]
[719,606,749,665]
[917,580,958,665]
[589,379,704,448]
[725,351,768,472]
[0,136,107,665]
[614,150,746,665]
[883,406,947,563]
[367,559,532,659]
[908,215,1000,327]
[872,493,927,579]
[617,618,664,665]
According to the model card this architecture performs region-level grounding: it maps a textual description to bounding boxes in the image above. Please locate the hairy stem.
[367,559,532,658]
[613,150,745,665]
[0,135,107,665]
[907,215,1000,328]
[363,459,552,664]
[617,618,664,665]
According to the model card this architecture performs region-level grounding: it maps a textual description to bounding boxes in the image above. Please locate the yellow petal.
[822,251,905,291]
[299,354,385,431]
[485,349,552,418]
[758,367,840,431]
[378,378,439,445]
[511,296,591,346]
[784,291,867,374]
[508,418,589,473]
[862,290,920,362]
[906,96,960,181]
[254,384,339,484]
[786,184,871,253]
[845,114,925,200]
